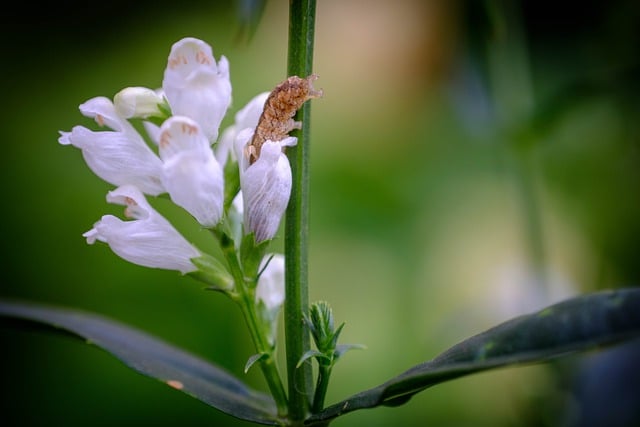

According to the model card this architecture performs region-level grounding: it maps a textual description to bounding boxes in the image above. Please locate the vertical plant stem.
[285,0,317,421]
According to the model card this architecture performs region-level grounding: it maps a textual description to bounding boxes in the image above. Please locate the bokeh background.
[2,0,639,426]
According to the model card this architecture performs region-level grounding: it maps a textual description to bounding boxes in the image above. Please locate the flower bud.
[255,254,285,346]
[114,87,165,119]
[256,254,285,311]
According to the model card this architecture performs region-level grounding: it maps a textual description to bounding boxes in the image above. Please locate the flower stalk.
[285,0,318,420]
[216,231,288,416]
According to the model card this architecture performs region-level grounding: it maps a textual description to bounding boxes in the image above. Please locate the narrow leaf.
[297,349,327,368]
[245,352,269,373]
[307,288,640,425]
[0,300,279,425]
[334,343,367,359]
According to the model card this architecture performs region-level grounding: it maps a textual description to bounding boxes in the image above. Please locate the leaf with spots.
[306,288,640,425]
[0,300,279,425]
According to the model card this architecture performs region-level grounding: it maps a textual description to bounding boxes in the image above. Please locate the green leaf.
[307,288,640,425]
[334,343,367,360]
[0,300,279,425]
[296,349,327,368]
[245,352,269,374]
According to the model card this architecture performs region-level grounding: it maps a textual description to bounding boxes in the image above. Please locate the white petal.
[59,125,165,196]
[84,185,200,274]
[235,91,269,131]
[256,254,285,311]
[234,128,254,172]
[143,121,161,146]
[215,92,269,166]
[106,185,155,219]
[215,125,237,167]
[79,96,138,136]
[278,136,298,148]
[159,117,224,227]
[232,191,244,215]
[162,37,232,142]
[242,141,292,242]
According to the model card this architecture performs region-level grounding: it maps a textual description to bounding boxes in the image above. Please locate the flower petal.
[159,116,224,227]
[84,185,200,274]
[79,96,137,135]
[58,125,165,196]
[242,140,294,242]
[162,37,232,142]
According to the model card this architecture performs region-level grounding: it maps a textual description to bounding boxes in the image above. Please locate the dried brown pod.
[246,74,323,164]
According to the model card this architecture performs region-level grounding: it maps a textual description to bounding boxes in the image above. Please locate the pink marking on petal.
[195,50,212,65]
[168,54,188,69]
[159,131,171,148]
[180,123,198,135]
[123,196,137,206]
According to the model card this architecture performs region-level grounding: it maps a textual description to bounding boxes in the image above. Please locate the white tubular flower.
[256,254,285,311]
[58,97,165,196]
[163,37,232,143]
[83,185,200,274]
[216,91,269,167]
[158,116,224,227]
[236,129,297,243]
[114,87,164,119]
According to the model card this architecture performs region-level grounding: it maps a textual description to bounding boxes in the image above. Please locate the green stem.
[217,233,288,416]
[285,0,317,421]
[312,363,332,413]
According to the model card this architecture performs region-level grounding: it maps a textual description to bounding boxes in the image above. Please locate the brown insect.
[246,74,323,164]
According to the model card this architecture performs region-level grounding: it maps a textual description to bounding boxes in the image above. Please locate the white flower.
[83,185,200,273]
[158,116,224,227]
[163,37,232,142]
[256,254,285,311]
[235,129,296,243]
[114,87,165,119]
[216,91,269,167]
[58,97,165,196]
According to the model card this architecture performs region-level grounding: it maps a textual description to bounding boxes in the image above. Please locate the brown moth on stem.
[246,74,323,164]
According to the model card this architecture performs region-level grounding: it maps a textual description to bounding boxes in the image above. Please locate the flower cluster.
[59,37,323,351]
[59,37,298,272]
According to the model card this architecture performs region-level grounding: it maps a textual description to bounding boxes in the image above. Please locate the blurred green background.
[2,0,639,426]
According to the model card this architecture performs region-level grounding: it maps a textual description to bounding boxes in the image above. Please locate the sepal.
[189,253,234,291]
[240,233,270,281]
